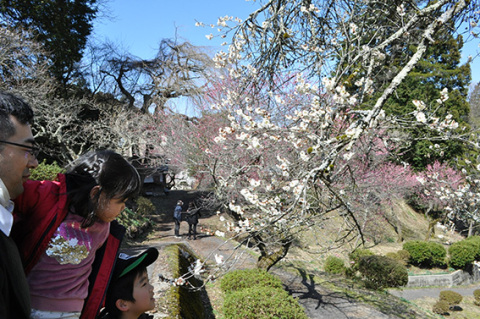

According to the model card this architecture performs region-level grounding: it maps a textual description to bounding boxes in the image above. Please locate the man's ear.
[115,299,130,312]
[89,185,101,200]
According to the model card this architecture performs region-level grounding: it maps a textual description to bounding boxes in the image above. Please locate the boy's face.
[128,270,155,315]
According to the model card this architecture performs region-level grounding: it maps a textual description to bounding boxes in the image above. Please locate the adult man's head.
[0,91,38,199]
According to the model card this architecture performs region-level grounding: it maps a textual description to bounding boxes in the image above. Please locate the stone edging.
[407,263,480,288]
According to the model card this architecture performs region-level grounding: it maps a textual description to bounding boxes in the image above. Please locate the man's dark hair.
[0,91,34,141]
[103,267,147,318]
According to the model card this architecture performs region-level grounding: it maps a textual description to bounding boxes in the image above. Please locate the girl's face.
[95,193,127,223]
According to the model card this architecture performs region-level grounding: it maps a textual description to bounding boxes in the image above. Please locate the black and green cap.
[114,247,159,279]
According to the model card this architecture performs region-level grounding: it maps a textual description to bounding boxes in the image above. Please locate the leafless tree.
[86,38,216,114]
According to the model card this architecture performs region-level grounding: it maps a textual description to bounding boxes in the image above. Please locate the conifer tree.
[0,0,98,85]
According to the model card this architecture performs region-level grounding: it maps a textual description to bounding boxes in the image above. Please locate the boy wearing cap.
[100,247,159,319]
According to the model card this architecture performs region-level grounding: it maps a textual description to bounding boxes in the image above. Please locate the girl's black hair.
[65,149,142,227]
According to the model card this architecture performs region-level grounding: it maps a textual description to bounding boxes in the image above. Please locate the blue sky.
[92,0,479,86]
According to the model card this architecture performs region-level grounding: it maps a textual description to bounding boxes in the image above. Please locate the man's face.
[0,115,38,199]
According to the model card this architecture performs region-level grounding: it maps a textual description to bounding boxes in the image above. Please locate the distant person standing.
[173,200,183,238]
[186,202,201,240]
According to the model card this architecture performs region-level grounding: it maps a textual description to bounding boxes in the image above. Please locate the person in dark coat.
[186,202,201,240]
[173,200,183,238]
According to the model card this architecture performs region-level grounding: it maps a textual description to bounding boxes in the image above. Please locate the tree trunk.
[257,239,292,271]
[468,220,474,238]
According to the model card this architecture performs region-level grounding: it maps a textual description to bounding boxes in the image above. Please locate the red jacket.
[12,174,125,319]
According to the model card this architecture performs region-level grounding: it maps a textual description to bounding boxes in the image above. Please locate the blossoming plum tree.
[190,0,480,271]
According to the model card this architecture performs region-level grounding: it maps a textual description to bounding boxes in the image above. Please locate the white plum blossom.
[412,100,426,111]
[415,111,426,123]
[215,254,224,265]
[416,176,425,185]
[215,230,226,237]
[343,152,355,160]
[249,178,261,187]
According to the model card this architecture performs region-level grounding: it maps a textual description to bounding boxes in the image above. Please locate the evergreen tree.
[469,82,480,129]
[342,1,472,170]
[0,0,98,85]
[383,25,471,170]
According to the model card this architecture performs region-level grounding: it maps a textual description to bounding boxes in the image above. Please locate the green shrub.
[324,256,345,274]
[432,300,450,315]
[403,240,446,268]
[464,236,480,259]
[439,290,463,306]
[448,241,477,269]
[220,268,283,294]
[135,196,156,215]
[348,249,374,271]
[385,252,397,259]
[385,250,410,266]
[474,289,480,306]
[357,255,408,290]
[223,286,308,319]
[30,160,65,181]
[396,249,411,265]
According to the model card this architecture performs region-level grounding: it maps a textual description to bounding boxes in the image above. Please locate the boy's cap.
[114,247,159,279]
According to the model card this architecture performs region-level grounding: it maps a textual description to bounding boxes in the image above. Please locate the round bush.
[357,255,408,290]
[439,290,463,306]
[223,286,308,319]
[464,236,480,260]
[432,300,450,315]
[403,240,446,268]
[324,256,345,274]
[474,289,480,306]
[220,268,283,294]
[396,249,411,265]
[349,249,374,271]
[385,250,410,266]
[448,241,477,269]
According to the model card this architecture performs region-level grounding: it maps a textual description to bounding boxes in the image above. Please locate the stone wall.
[407,262,480,288]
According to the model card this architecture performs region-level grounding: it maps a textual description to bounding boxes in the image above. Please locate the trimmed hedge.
[357,255,408,290]
[223,286,308,319]
[464,236,480,260]
[349,249,374,271]
[220,268,307,319]
[385,250,410,266]
[403,240,446,268]
[474,289,480,306]
[439,290,463,306]
[220,268,283,294]
[324,256,345,274]
[448,241,477,269]
[432,300,450,315]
